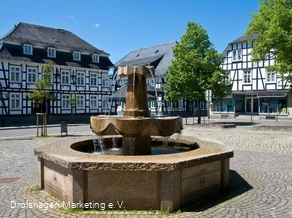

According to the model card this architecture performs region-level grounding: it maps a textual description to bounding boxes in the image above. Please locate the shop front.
[212,92,289,116]
[258,93,288,115]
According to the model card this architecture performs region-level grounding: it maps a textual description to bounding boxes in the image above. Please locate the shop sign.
[257,93,287,98]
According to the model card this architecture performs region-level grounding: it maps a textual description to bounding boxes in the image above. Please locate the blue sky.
[0,0,259,64]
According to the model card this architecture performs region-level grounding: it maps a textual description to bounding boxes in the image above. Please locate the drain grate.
[0,178,20,183]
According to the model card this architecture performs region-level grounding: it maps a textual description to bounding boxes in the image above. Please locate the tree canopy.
[28,63,55,112]
[245,0,292,85]
[164,21,232,103]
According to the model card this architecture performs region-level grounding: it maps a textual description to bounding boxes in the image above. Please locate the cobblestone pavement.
[0,126,292,217]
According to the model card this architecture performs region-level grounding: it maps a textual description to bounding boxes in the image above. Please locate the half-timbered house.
[213,35,292,117]
[0,22,115,126]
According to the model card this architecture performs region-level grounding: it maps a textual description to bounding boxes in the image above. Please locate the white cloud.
[94,23,100,28]
[64,15,74,19]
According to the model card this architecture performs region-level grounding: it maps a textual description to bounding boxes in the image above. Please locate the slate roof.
[231,34,258,44]
[222,34,258,54]
[108,85,157,101]
[0,22,113,70]
[115,41,177,77]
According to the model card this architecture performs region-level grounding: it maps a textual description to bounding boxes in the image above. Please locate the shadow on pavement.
[181,170,253,212]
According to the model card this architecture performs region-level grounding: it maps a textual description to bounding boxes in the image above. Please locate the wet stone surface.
[0,126,292,217]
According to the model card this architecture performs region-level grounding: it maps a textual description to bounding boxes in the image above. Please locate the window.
[10,66,21,82]
[73,51,81,61]
[23,44,33,55]
[92,54,99,63]
[27,67,37,83]
[232,50,242,61]
[179,99,184,108]
[267,72,276,82]
[76,72,85,85]
[90,73,98,86]
[62,94,71,109]
[102,97,109,109]
[243,71,251,83]
[102,75,109,87]
[47,47,56,58]
[61,70,70,85]
[10,93,21,110]
[90,95,98,109]
[76,95,85,109]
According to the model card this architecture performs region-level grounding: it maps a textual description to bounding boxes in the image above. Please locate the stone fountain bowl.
[90,115,183,136]
[34,134,233,212]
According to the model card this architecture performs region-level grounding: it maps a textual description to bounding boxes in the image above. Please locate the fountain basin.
[35,135,233,212]
[90,115,183,136]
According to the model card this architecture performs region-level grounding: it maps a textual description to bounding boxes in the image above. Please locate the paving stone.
[0,126,292,217]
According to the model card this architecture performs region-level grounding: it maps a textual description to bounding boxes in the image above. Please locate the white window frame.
[90,95,98,109]
[266,72,276,83]
[61,70,70,85]
[62,94,71,109]
[27,67,37,83]
[92,54,100,63]
[76,95,85,109]
[102,97,109,109]
[23,44,33,55]
[102,75,109,87]
[47,47,56,58]
[90,73,98,86]
[73,51,81,61]
[232,50,242,62]
[10,66,21,82]
[10,93,21,110]
[243,71,252,84]
[76,72,85,86]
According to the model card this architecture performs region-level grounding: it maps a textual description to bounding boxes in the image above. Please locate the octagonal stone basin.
[35,135,233,212]
[90,115,183,136]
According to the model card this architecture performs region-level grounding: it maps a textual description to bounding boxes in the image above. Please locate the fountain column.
[119,65,153,117]
[118,65,155,155]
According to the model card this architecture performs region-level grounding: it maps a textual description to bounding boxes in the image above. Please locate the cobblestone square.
[0,125,292,217]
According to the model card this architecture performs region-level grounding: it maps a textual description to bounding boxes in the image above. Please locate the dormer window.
[23,44,33,55]
[73,51,81,61]
[92,54,99,63]
[47,47,56,58]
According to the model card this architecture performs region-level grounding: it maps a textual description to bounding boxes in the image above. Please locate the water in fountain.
[92,133,105,154]
[111,137,120,151]
[174,133,181,148]
[162,136,169,148]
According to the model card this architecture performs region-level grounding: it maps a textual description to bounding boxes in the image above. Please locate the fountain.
[35,65,233,212]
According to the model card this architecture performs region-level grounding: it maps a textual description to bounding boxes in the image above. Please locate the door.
[253,98,258,113]
[245,96,258,114]
[246,99,252,113]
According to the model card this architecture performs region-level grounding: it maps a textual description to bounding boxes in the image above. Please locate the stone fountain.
[35,65,233,212]
[90,65,182,155]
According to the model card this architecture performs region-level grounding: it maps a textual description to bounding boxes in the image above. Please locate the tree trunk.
[197,100,201,124]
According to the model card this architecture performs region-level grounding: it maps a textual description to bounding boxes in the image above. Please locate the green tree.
[245,0,292,93]
[164,21,232,123]
[28,63,55,113]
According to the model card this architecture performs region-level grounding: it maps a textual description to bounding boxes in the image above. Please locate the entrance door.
[253,98,258,113]
[245,96,258,114]
[246,99,252,113]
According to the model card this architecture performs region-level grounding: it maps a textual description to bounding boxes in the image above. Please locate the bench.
[221,114,229,119]
[266,115,276,120]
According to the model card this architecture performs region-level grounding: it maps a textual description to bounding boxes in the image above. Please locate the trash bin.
[61,122,68,136]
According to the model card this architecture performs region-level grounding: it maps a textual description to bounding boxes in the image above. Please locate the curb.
[0,123,89,131]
